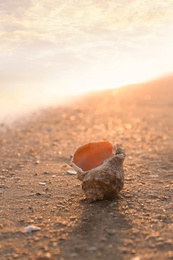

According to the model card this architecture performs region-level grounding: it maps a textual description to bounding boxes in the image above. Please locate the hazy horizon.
[0,0,173,121]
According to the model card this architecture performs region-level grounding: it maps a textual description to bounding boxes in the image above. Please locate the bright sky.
[0,0,173,118]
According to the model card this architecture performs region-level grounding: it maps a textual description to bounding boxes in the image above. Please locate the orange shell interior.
[72,141,115,171]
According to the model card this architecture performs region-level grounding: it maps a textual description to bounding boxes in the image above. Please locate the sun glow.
[0,0,173,120]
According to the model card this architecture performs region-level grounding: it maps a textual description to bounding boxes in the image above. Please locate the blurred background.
[0,0,173,121]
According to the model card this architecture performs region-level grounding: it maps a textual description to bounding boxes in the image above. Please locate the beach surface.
[1,76,173,260]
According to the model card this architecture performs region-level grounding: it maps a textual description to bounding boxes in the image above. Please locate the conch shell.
[71,141,125,202]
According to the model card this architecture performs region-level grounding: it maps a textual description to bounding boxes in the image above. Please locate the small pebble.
[168,251,173,258]
[13,177,21,181]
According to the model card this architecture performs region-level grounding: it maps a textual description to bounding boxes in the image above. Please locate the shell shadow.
[59,196,132,259]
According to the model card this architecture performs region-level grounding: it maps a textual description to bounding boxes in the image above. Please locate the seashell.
[71,141,125,202]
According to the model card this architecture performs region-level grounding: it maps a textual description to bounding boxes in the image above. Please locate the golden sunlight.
[0,0,173,120]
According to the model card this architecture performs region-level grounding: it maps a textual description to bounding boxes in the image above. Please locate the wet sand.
[0,75,173,260]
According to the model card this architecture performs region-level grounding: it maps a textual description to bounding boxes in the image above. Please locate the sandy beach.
[1,75,173,260]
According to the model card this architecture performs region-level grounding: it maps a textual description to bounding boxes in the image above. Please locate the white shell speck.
[67,169,77,175]
[24,225,41,233]
[39,182,46,185]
